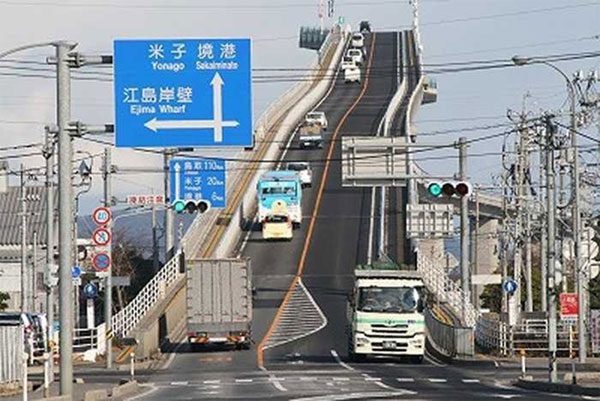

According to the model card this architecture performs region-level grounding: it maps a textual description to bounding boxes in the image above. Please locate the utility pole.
[56,41,75,396]
[545,116,558,383]
[152,204,159,273]
[103,147,113,369]
[570,83,586,363]
[20,164,28,312]
[164,150,174,260]
[32,231,38,311]
[522,125,533,313]
[43,126,55,382]
[458,137,469,321]
[539,137,548,312]
[514,125,524,318]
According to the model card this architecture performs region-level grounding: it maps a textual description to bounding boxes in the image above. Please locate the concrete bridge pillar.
[471,217,500,309]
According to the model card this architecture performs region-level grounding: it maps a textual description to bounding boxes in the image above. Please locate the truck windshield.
[357,287,421,313]
[261,186,296,196]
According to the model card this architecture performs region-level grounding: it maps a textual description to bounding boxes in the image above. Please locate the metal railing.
[425,308,474,358]
[112,252,182,337]
[476,314,580,356]
[110,28,344,339]
[417,252,479,327]
[0,325,23,386]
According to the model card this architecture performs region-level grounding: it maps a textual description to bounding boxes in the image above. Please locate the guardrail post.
[520,349,527,378]
[22,351,28,401]
[129,352,135,380]
[43,351,50,397]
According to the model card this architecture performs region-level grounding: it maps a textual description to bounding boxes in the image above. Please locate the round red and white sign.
[92,207,112,226]
[92,227,111,247]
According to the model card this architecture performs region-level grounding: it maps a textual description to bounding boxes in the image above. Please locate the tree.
[0,292,9,311]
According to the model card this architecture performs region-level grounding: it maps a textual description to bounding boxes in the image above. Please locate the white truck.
[298,122,324,149]
[186,258,252,350]
[347,263,426,363]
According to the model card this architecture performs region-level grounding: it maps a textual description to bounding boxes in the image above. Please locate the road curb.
[516,378,600,396]
[111,380,139,399]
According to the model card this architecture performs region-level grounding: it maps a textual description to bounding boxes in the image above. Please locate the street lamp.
[512,55,586,369]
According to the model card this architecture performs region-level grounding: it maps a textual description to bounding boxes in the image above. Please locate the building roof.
[0,184,55,246]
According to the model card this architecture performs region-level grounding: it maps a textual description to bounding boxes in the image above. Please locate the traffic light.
[427,181,471,198]
[172,199,211,214]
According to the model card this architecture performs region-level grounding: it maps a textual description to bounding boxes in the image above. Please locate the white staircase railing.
[112,252,182,337]
[417,252,479,327]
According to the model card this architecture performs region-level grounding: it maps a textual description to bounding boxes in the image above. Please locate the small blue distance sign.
[83,283,98,299]
[71,265,82,279]
[169,158,226,208]
[114,38,253,148]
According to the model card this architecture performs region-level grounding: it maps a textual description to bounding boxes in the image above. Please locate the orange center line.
[257,33,379,368]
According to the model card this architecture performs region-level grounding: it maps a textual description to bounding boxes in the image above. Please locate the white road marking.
[330,349,355,371]
[493,395,521,399]
[396,378,415,382]
[235,378,253,383]
[170,381,189,386]
[424,353,446,367]
[299,376,317,381]
[125,383,158,401]
[332,377,350,381]
[291,391,416,401]
[364,377,382,381]
[203,379,221,384]
[269,377,286,382]
[259,365,288,392]
[428,378,447,383]
[462,379,480,383]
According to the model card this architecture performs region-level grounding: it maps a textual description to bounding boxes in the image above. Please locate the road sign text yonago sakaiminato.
[114,39,252,148]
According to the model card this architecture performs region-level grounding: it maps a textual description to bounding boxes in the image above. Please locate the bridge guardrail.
[110,26,344,340]
[425,308,474,358]
[0,325,23,387]
[417,252,478,327]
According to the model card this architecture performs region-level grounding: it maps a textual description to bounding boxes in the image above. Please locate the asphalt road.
[120,30,577,401]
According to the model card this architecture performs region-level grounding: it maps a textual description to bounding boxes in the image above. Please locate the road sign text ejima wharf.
[114,39,252,147]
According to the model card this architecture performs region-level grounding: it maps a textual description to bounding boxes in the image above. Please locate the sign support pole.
[103,147,113,369]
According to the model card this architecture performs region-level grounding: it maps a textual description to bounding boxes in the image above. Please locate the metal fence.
[425,308,474,358]
[476,313,580,356]
[0,325,23,386]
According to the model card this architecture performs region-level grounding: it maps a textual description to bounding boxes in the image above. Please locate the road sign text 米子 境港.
[114,39,252,148]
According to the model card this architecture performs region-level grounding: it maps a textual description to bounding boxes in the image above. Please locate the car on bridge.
[346,48,364,66]
[286,162,312,188]
[351,33,365,48]
[359,20,371,33]
[341,56,357,71]
[344,66,361,84]
[304,111,328,130]
[262,214,293,241]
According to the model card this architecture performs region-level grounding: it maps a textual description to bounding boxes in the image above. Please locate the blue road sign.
[114,39,252,148]
[503,278,518,294]
[169,158,226,208]
[71,266,82,279]
[83,283,98,299]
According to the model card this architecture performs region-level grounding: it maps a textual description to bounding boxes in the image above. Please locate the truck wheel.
[349,351,366,363]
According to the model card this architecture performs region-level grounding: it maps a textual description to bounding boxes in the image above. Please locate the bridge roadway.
[130,31,548,400]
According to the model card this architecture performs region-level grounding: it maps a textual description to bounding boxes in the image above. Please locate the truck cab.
[347,263,426,362]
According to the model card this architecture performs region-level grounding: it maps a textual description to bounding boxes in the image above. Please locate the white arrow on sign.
[144,72,238,143]
[174,162,181,201]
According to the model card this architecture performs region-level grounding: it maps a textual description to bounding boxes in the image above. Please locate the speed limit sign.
[92,207,112,226]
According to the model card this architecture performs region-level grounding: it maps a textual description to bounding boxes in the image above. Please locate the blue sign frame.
[169,158,226,208]
[83,283,98,299]
[114,38,252,148]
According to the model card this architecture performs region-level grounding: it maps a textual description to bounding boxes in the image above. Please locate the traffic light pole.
[164,150,174,260]
[458,137,469,322]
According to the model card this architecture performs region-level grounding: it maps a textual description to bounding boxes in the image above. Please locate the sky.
[0,0,598,215]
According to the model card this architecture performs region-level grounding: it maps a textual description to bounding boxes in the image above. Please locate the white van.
[346,48,364,66]
[351,33,365,48]
[345,66,361,84]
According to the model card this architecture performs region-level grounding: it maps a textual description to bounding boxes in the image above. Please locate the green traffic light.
[173,200,185,213]
[428,182,442,197]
